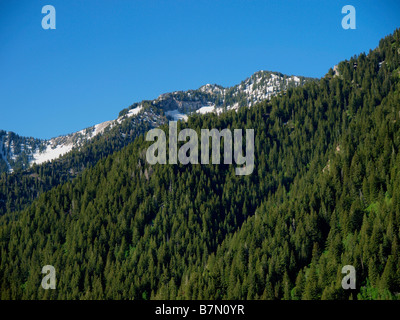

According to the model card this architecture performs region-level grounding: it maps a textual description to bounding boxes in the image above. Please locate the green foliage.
[0,29,400,300]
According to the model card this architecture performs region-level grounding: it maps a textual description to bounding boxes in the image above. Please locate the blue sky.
[0,0,399,139]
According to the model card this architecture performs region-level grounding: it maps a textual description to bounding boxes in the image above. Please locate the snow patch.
[32,143,74,165]
[165,109,188,121]
[92,120,114,137]
[196,105,215,114]
[127,105,143,117]
[230,102,240,111]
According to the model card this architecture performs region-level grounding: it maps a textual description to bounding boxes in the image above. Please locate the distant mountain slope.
[0,106,163,216]
[0,104,153,173]
[0,71,314,174]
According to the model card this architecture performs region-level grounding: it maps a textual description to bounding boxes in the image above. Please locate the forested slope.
[0,29,400,300]
[0,72,313,217]
[0,110,161,216]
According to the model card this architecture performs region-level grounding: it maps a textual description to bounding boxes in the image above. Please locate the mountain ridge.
[0,70,314,173]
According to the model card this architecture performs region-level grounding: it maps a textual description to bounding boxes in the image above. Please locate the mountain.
[0,71,313,174]
[1,29,399,300]
[0,105,159,173]
[0,71,313,216]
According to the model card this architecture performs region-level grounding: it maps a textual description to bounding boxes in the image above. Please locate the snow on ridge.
[2,70,309,172]
[127,105,143,117]
[29,119,114,166]
[165,109,188,121]
[116,105,143,124]
[196,105,215,114]
[32,142,74,165]
[199,84,223,95]
[23,105,144,167]
[92,120,114,137]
